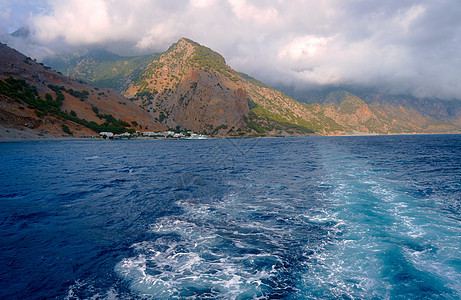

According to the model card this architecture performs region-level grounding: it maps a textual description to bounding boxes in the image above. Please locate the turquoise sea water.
[0,135,460,299]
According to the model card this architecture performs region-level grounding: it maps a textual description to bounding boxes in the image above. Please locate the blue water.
[0,135,460,299]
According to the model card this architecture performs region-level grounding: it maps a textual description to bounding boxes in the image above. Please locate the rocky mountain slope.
[278,86,461,128]
[43,38,461,136]
[0,43,164,138]
[124,38,250,134]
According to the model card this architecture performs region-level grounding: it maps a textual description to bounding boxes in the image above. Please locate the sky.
[1,0,461,99]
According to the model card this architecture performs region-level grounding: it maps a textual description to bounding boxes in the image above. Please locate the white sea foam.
[115,193,292,299]
[84,156,100,160]
[65,280,122,300]
[115,237,277,299]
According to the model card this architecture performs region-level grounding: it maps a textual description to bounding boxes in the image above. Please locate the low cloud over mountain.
[2,0,461,99]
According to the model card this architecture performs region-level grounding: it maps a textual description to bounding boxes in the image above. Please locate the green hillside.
[43,49,159,92]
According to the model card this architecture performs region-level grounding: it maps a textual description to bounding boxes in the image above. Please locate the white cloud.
[278,35,331,60]
[135,21,185,51]
[190,0,216,8]
[0,7,11,25]
[32,0,130,44]
[395,5,426,34]
[3,0,461,99]
[228,0,278,25]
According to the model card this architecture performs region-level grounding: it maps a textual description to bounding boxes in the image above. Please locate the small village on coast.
[99,130,208,140]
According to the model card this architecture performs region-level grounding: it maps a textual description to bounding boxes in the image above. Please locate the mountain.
[44,38,461,136]
[124,38,461,135]
[121,38,355,135]
[124,38,251,134]
[0,43,164,138]
[10,27,30,39]
[361,93,461,126]
[277,86,461,128]
[43,49,159,92]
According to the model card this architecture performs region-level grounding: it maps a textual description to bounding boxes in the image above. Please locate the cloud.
[3,0,461,99]
[190,0,216,8]
[228,0,278,25]
[278,35,331,60]
[32,0,134,45]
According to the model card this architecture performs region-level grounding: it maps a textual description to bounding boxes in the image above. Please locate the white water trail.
[298,140,461,299]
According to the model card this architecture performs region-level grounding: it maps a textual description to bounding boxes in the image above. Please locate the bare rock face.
[167,70,249,132]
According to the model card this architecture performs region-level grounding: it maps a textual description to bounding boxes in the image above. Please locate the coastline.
[1,131,461,143]
[0,137,101,143]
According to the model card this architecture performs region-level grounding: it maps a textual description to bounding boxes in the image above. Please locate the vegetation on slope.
[0,77,135,134]
[44,50,159,92]
[187,44,235,78]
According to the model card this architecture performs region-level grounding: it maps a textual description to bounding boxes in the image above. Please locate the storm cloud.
[1,0,461,99]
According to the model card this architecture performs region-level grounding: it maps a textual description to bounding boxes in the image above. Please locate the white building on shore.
[142,131,162,137]
[100,132,114,138]
[141,130,207,139]
[117,132,131,137]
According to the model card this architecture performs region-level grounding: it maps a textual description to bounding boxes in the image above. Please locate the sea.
[1,135,460,299]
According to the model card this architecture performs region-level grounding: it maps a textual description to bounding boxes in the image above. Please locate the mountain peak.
[123,38,251,133]
[10,27,30,38]
[166,38,228,71]
[125,38,234,98]
[177,37,200,47]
